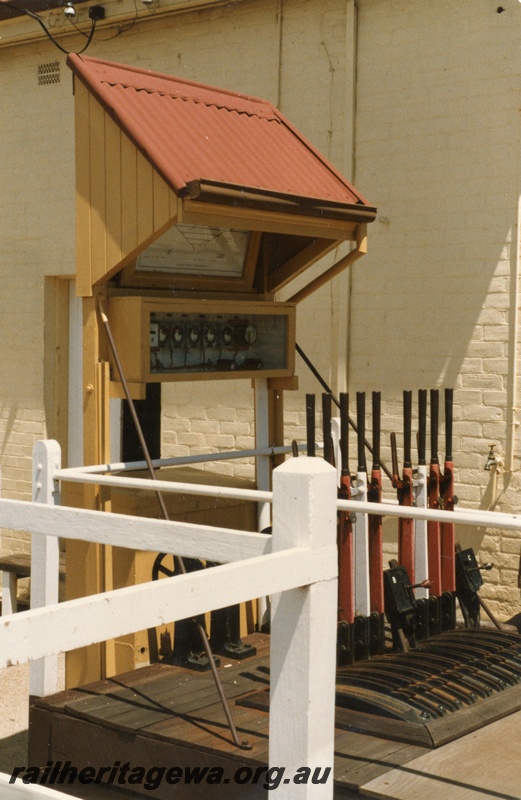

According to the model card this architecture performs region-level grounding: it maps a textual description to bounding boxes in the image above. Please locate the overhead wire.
[1,0,97,54]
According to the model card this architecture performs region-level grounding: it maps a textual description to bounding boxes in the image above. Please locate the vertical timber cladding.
[74,80,179,299]
[68,82,181,686]
[68,53,375,685]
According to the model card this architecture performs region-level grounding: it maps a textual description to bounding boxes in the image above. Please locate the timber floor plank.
[142,703,270,759]
[35,664,176,710]
[62,659,271,735]
[144,700,270,742]
[332,729,429,789]
[360,709,521,799]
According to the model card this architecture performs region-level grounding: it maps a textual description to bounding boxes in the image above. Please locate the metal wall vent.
[37,61,60,86]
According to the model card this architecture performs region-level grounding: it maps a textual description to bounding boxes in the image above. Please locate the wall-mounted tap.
[484,444,498,471]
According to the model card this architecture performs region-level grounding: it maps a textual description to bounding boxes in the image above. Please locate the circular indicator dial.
[222,326,233,345]
[204,325,217,345]
[159,326,169,344]
[172,325,184,345]
[244,324,257,345]
[189,326,201,344]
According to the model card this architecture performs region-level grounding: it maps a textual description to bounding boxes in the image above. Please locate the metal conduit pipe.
[506,162,521,474]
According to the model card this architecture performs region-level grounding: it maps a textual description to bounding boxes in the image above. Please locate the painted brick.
[500,537,521,555]
[189,419,220,435]
[482,422,507,441]
[220,422,251,437]
[236,409,254,423]
[210,407,238,423]
[235,436,255,451]
[483,391,510,407]
[452,485,483,505]
[175,432,206,448]
[461,374,504,390]
[479,535,502,554]
[203,434,237,449]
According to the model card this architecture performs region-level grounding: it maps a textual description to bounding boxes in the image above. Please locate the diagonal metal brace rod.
[98,300,251,751]
[295,343,393,482]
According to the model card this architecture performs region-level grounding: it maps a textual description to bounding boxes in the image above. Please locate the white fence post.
[414,465,429,598]
[255,378,272,630]
[30,440,62,697]
[351,470,370,616]
[269,457,338,798]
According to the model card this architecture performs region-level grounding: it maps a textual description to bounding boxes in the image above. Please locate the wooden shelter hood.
[67,54,376,298]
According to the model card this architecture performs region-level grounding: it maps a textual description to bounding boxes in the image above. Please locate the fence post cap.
[275,456,336,475]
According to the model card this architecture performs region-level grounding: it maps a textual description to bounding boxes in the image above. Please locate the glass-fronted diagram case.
[106,297,296,385]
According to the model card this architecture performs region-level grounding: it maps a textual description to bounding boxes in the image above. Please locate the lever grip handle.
[445,388,453,462]
[372,391,381,470]
[322,393,333,466]
[469,562,493,573]
[356,392,367,473]
[418,389,427,466]
[430,389,439,465]
[340,392,350,476]
[306,394,316,457]
[390,431,399,483]
[403,390,412,469]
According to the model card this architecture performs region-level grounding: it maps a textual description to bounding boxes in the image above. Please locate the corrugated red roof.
[67,55,375,220]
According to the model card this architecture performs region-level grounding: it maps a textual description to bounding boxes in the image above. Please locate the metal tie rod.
[295,343,393,482]
[99,300,251,751]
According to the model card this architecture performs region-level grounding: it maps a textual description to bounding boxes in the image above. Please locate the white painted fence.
[1,441,338,800]
[1,439,520,799]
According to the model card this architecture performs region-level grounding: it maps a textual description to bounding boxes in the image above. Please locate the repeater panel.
[107,297,296,385]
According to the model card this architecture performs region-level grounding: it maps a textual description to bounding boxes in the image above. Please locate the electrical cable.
[68,13,95,38]
[94,0,138,42]
[2,0,97,54]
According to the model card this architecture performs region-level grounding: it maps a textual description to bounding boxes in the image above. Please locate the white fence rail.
[1,441,338,800]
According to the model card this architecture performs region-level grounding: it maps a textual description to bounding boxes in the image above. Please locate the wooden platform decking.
[28,633,521,799]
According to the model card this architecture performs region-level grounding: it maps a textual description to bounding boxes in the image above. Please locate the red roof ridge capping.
[67,54,376,218]
[68,54,278,119]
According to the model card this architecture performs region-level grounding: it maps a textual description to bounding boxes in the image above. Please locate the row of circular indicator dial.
[157,323,257,347]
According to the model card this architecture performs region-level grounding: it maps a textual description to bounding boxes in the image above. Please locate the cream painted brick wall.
[353,0,521,617]
[0,45,74,555]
